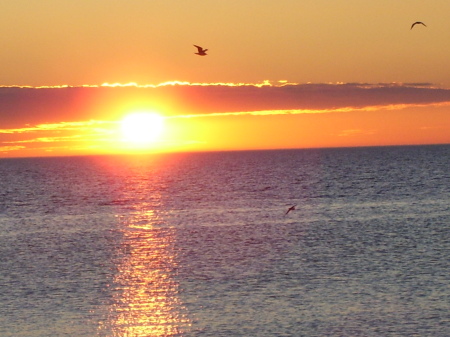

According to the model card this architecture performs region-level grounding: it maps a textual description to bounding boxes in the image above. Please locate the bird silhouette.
[411,21,427,30]
[194,45,208,56]
[285,205,296,216]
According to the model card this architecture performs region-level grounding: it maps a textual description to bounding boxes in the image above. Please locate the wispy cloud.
[0,120,117,154]
[1,80,275,89]
[100,80,275,88]
[0,120,115,134]
[4,134,101,144]
[0,145,26,153]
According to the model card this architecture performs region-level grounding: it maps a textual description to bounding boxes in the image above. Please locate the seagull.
[194,45,208,56]
[285,205,296,216]
[411,21,427,30]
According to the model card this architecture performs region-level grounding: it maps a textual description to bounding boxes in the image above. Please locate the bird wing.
[411,22,426,29]
[284,205,296,215]
[193,45,203,52]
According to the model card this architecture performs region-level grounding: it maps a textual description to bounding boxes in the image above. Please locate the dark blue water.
[0,145,449,336]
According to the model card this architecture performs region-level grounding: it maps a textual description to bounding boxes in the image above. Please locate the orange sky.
[1,1,450,157]
[2,1,450,86]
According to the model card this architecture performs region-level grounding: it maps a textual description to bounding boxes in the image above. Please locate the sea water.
[0,145,449,336]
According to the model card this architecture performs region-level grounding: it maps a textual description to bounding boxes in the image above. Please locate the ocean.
[0,145,449,337]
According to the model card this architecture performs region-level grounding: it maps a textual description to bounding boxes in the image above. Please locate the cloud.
[0,145,26,153]
[0,120,115,134]
[1,82,450,128]
[0,120,117,154]
[5,134,94,144]
[1,81,449,155]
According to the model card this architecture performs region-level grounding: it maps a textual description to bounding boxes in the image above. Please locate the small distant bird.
[194,45,208,56]
[285,205,296,216]
[411,21,427,30]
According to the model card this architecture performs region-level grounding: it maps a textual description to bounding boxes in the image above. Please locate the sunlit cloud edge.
[0,80,442,90]
[0,120,116,134]
[170,101,450,119]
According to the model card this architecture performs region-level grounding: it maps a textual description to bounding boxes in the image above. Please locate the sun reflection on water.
[101,189,191,336]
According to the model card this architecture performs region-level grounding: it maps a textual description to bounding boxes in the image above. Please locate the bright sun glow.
[120,112,165,147]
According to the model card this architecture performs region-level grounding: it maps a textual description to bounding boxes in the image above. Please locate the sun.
[120,112,165,147]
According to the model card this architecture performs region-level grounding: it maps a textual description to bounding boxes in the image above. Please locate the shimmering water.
[0,145,449,336]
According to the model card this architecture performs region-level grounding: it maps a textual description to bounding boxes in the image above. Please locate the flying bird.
[285,205,296,216]
[411,21,427,30]
[194,45,208,56]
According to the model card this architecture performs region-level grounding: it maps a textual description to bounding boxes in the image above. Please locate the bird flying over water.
[411,21,427,30]
[194,45,208,56]
[285,205,296,216]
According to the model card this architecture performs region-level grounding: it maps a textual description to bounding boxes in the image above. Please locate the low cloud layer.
[1,82,450,128]
[1,82,450,155]
[0,81,450,156]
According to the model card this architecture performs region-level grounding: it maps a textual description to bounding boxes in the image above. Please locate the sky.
[1,0,449,157]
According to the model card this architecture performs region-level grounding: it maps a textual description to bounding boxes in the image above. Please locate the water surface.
[0,145,449,336]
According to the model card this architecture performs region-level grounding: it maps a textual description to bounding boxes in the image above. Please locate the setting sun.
[120,112,165,147]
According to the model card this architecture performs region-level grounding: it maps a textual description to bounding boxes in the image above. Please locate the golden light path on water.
[99,169,191,336]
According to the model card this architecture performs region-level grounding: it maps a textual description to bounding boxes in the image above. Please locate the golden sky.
[1,1,450,157]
